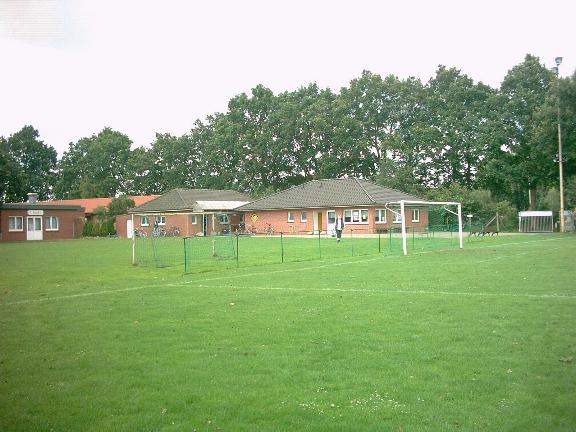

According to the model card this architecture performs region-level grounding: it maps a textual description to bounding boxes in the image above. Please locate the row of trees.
[1,55,575,219]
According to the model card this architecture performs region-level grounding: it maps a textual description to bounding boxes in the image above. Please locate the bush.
[82,217,116,237]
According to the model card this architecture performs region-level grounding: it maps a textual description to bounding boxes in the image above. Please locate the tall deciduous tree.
[479,54,554,209]
[55,128,132,198]
[0,126,57,201]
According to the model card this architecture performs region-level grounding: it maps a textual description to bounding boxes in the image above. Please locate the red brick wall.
[0,209,85,242]
[243,207,429,234]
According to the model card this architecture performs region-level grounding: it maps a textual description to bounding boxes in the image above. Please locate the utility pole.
[554,57,565,233]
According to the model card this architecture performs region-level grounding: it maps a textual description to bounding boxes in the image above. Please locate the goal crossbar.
[388,200,463,256]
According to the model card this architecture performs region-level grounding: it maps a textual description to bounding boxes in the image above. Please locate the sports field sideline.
[1,234,575,431]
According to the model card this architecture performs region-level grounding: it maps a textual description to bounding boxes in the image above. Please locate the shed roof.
[0,203,84,211]
[129,189,252,213]
[237,178,428,211]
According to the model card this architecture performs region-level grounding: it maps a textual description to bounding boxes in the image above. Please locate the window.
[45,216,59,231]
[327,210,336,225]
[344,209,352,223]
[287,211,294,222]
[140,216,150,226]
[343,209,369,224]
[157,216,166,226]
[393,210,402,224]
[240,213,245,224]
[191,215,198,225]
[300,211,307,222]
[412,209,420,222]
[219,214,229,224]
[8,216,23,232]
[375,209,387,223]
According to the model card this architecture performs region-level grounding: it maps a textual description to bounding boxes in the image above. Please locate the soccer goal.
[518,211,554,233]
[391,200,464,256]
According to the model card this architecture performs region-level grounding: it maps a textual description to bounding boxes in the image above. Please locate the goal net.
[388,200,464,256]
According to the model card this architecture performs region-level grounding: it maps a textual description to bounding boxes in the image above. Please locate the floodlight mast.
[555,56,565,233]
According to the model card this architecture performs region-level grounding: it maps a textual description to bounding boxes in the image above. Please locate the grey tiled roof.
[129,188,252,213]
[237,178,428,211]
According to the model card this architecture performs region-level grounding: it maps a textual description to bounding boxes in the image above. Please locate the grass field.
[1,234,575,431]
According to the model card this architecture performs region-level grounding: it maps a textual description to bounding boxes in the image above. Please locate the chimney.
[27,193,38,204]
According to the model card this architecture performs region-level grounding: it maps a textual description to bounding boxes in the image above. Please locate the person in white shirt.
[335,215,345,242]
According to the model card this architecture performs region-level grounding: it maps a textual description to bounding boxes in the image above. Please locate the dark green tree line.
[2,54,573,215]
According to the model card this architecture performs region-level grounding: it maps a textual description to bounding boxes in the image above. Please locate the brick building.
[236,178,430,235]
[0,193,85,241]
[125,188,252,238]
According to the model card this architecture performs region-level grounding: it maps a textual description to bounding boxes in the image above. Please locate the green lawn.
[1,235,575,431]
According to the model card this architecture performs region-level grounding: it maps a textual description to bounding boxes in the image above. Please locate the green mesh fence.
[132,225,484,271]
[183,235,236,273]
[174,226,475,274]
[133,234,184,268]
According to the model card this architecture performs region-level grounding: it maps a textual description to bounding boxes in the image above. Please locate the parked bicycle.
[134,228,148,238]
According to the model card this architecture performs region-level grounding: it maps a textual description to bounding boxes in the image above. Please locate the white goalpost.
[395,200,463,256]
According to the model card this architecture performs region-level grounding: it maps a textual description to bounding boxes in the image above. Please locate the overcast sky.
[1,0,574,156]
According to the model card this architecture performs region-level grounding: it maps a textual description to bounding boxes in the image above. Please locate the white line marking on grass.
[1,285,159,306]
[190,236,573,285]
[196,284,576,300]
[477,245,567,263]
[3,236,572,307]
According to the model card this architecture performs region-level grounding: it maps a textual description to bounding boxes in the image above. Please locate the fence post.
[281,232,284,263]
[351,229,354,256]
[378,231,381,253]
[412,227,415,250]
[318,230,322,259]
[236,234,239,268]
[184,237,188,273]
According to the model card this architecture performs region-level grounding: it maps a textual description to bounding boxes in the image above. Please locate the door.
[27,216,43,241]
[312,211,323,234]
[127,219,134,239]
[327,210,336,236]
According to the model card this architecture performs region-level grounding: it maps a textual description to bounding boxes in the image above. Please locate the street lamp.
[555,56,565,233]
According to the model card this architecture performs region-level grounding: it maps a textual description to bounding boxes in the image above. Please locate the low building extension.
[125,188,252,237]
[0,193,85,241]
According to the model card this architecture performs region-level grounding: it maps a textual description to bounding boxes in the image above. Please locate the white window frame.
[156,216,166,226]
[300,211,307,222]
[140,216,150,226]
[287,211,294,222]
[219,214,230,224]
[393,210,402,224]
[375,209,387,224]
[412,209,420,223]
[344,209,352,223]
[346,209,369,225]
[45,216,59,231]
[191,215,198,225]
[9,216,24,232]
